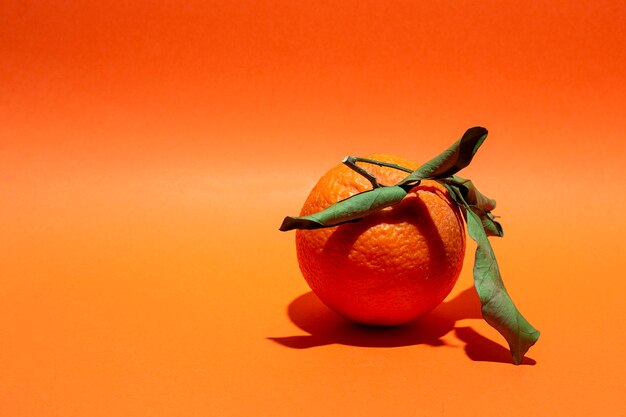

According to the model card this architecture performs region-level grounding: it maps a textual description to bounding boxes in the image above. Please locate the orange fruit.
[295,154,466,326]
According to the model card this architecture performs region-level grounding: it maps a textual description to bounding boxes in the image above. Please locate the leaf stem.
[346,157,414,173]
[343,156,416,189]
[342,156,382,188]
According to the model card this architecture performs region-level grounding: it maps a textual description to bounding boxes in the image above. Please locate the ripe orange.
[295,154,466,326]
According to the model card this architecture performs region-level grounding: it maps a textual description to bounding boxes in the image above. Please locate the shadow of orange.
[268,287,536,365]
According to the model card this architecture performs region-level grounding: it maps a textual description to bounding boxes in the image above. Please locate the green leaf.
[279,185,409,231]
[398,126,488,185]
[441,177,501,236]
[445,175,497,212]
[471,207,504,237]
[449,185,539,364]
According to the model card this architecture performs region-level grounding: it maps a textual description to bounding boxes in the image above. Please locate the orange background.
[1,1,625,416]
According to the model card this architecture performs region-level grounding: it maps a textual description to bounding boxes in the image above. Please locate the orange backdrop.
[1,1,625,416]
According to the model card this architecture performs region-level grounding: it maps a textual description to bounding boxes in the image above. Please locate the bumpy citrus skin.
[295,155,466,326]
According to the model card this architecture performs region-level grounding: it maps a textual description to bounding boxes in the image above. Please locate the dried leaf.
[279,185,409,231]
[398,127,488,185]
[445,175,497,212]
[449,185,540,364]
[472,207,504,237]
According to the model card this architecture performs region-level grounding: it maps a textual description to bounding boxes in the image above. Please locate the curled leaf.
[449,185,539,364]
[471,207,504,237]
[445,175,497,212]
[398,126,488,186]
[279,185,409,231]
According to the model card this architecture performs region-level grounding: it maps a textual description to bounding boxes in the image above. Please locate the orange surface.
[1,1,625,416]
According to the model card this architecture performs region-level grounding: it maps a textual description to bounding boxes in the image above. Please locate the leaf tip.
[279,218,291,231]
[511,329,540,365]
[279,216,326,231]
[462,126,488,148]
[279,216,298,231]
[495,222,504,237]
[466,126,488,139]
